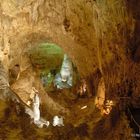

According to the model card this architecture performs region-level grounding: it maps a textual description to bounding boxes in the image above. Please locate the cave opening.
[28,42,78,91]
[9,41,86,109]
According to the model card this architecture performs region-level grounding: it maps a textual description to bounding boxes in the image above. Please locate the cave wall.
[0,0,133,73]
[0,0,140,103]
[0,0,140,140]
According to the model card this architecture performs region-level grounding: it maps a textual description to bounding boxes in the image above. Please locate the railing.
[97,95,140,133]
[119,96,131,110]
[127,106,140,134]
[119,97,140,133]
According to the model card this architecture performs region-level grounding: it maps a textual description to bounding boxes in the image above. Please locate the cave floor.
[0,89,102,140]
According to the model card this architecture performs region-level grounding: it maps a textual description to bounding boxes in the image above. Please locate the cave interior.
[0,0,140,140]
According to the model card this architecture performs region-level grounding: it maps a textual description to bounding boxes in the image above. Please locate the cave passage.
[28,43,77,90]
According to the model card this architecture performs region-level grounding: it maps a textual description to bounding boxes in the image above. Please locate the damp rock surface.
[0,0,140,140]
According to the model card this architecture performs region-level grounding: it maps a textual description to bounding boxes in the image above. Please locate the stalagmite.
[54,54,73,89]
[95,77,105,108]
[60,54,73,83]
[33,93,40,123]
[31,93,50,128]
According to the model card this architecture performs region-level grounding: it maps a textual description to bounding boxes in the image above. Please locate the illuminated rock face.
[33,94,40,122]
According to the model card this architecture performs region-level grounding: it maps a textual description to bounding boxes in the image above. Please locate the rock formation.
[0,0,140,139]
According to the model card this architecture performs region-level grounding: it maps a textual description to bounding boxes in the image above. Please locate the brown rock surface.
[0,0,140,139]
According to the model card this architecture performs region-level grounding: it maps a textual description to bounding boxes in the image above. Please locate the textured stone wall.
[0,1,140,139]
[0,0,133,74]
[0,0,139,101]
